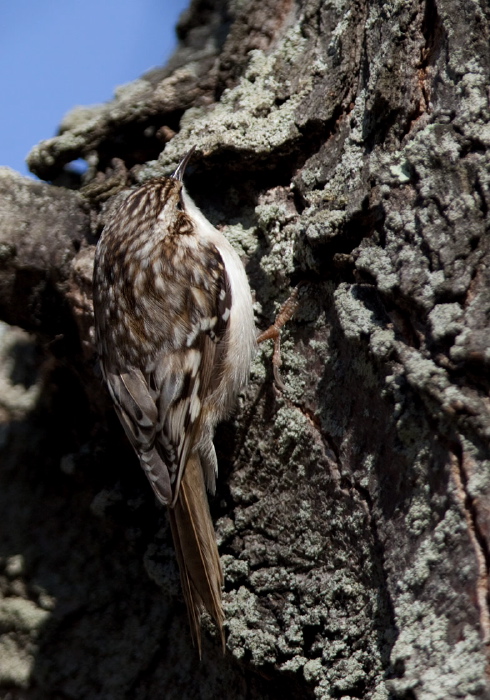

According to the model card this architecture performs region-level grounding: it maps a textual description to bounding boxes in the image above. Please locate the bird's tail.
[168,453,224,655]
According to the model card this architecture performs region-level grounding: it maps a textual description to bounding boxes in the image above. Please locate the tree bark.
[1,0,490,697]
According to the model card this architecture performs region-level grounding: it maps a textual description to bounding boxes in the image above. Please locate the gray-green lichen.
[0,323,41,418]
[179,42,306,146]
[0,597,49,687]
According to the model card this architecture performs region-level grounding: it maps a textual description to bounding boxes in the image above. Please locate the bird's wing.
[103,244,232,506]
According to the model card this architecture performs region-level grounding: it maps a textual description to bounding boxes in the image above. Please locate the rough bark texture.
[1,0,490,698]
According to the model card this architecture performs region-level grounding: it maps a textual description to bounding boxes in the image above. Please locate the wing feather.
[102,244,231,507]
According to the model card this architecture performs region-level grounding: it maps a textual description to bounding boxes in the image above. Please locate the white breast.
[181,187,257,417]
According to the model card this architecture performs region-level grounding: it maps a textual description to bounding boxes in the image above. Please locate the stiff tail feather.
[168,453,224,655]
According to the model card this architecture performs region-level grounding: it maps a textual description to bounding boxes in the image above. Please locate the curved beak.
[172,145,196,181]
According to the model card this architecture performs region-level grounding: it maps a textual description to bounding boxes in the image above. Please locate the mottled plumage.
[92,149,256,651]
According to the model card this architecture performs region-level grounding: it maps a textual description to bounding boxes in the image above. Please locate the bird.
[92,147,257,653]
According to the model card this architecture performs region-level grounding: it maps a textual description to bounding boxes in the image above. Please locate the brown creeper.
[92,147,256,652]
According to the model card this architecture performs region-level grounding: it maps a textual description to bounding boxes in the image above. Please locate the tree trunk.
[1,0,489,697]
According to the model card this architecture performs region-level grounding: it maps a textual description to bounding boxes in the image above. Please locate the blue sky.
[0,0,189,178]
